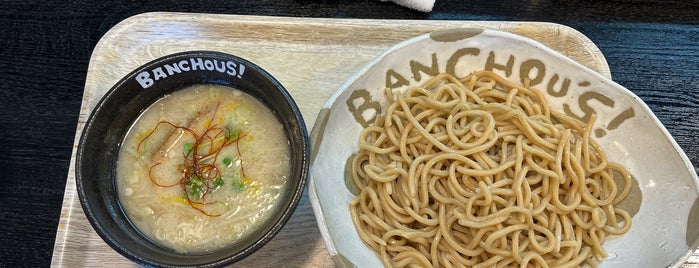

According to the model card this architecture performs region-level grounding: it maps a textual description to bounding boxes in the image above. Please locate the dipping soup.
[117,84,290,253]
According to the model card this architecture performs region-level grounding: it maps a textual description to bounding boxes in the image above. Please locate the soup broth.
[117,84,291,253]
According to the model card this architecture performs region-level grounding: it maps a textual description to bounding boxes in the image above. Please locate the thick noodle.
[350,71,632,268]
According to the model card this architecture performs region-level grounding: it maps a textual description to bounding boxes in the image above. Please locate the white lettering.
[226,61,237,76]
[237,64,245,78]
[190,58,204,70]
[204,59,215,71]
[164,63,182,75]
[214,59,226,72]
[178,60,190,71]
[152,67,167,81]
[135,58,247,88]
[135,71,154,88]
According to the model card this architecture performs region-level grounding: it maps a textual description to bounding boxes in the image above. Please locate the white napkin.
[382,0,435,12]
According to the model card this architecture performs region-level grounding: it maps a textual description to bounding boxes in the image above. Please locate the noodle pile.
[349,71,632,268]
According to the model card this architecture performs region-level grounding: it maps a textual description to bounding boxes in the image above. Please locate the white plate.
[309,28,699,268]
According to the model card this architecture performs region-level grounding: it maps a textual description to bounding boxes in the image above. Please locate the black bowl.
[76,51,309,267]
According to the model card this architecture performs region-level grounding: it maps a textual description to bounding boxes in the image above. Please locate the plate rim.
[308,27,699,268]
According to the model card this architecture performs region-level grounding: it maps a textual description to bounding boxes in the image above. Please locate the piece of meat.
[151,105,218,163]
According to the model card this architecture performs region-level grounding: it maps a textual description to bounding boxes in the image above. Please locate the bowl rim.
[76,50,310,267]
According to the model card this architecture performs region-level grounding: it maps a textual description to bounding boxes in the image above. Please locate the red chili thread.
[136,102,247,217]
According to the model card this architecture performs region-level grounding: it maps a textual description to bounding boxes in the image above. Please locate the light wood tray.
[53,12,696,267]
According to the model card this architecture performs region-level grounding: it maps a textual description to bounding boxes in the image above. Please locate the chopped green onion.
[223,156,233,167]
[232,180,245,192]
[185,175,205,199]
[183,142,194,155]
[226,127,240,141]
[213,177,224,188]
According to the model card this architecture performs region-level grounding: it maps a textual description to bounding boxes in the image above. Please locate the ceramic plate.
[309,28,699,267]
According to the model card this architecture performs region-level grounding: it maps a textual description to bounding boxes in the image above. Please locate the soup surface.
[117,84,290,253]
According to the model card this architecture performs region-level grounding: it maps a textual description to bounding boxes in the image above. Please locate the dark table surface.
[1,0,697,267]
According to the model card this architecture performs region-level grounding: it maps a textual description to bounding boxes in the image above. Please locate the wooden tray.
[52,12,695,267]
